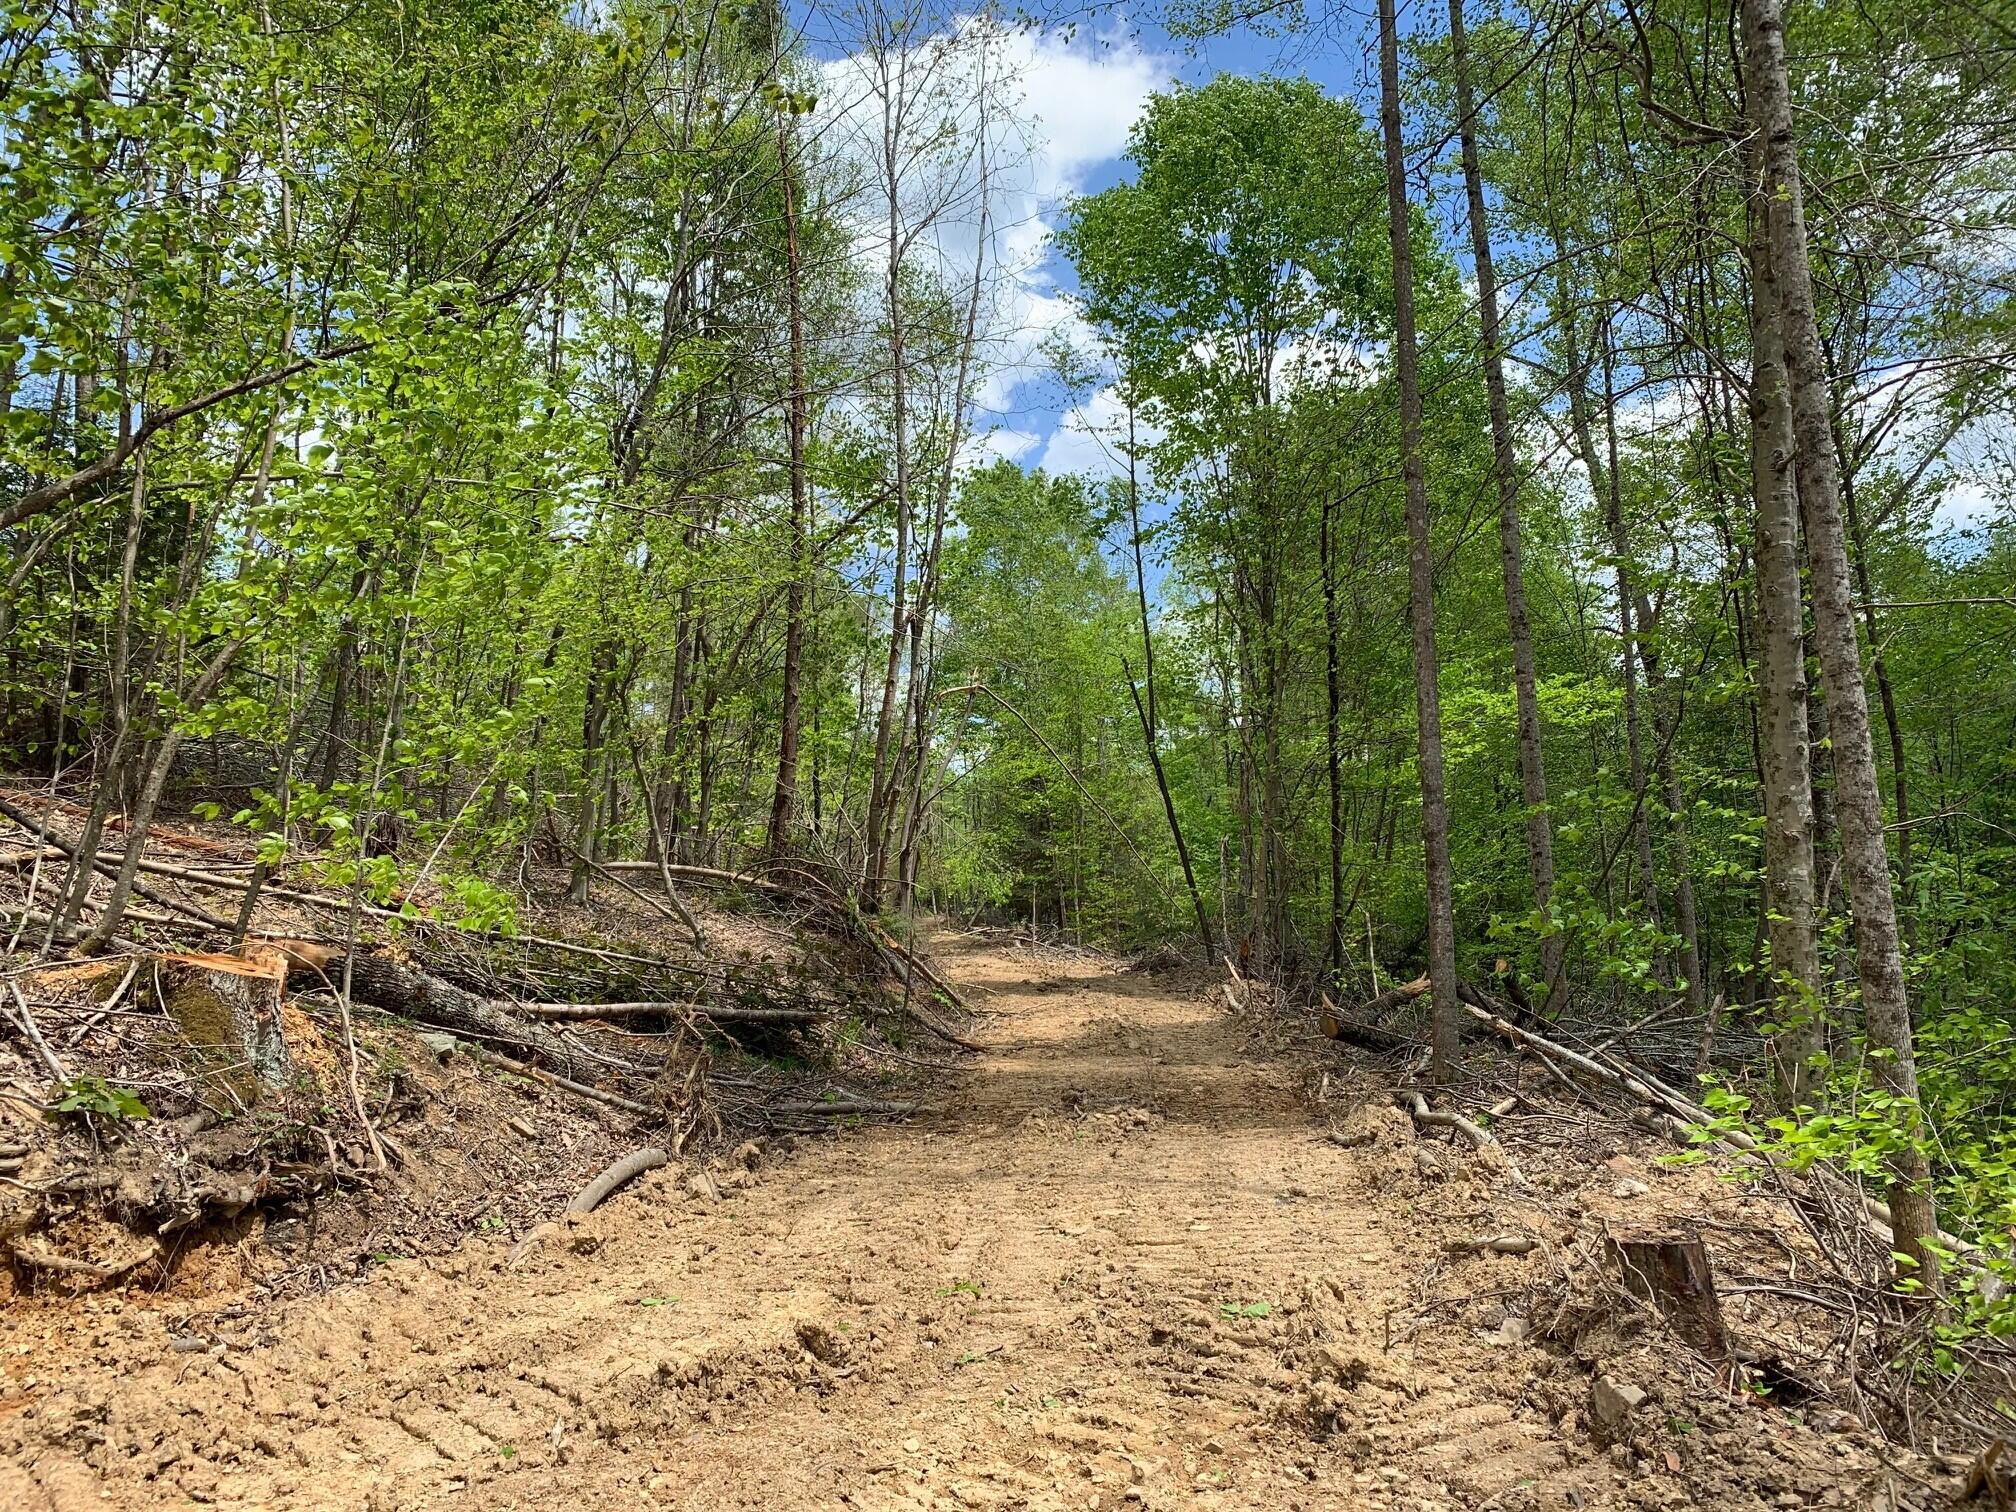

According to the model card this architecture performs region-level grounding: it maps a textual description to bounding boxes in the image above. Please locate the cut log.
[1605,1227,1730,1361]
[777,1097,918,1117]
[1361,975,1430,1018]
[1318,996,1420,1052]
[280,947,600,1084]
[1443,1233,1539,1257]
[160,952,289,1107]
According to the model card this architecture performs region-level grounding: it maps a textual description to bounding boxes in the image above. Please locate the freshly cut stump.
[1606,1226,1730,1360]
[160,952,290,1108]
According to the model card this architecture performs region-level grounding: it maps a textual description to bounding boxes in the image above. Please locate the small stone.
[1610,1178,1650,1198]
[1591,1375,1649,1429]
[417,1031,459,1060]
[731,1140,764,1170]
[683,1172,718,1203]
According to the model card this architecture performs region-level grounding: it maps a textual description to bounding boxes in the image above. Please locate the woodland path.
[9,939,1642,1510]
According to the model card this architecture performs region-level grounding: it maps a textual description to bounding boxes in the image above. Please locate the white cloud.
[812,15,1171,443]
[1010,24,1167,198]
[968,425,1042,466]
[976,21,1171,420]
[1038,384,1159,477]
[1932,475,2003,538]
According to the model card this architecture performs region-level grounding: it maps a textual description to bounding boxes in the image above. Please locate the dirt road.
[3,939,1876,1509]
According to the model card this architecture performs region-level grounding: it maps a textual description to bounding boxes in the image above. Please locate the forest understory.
[0,909,1992,1511]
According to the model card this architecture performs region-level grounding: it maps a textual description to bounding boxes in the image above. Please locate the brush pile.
[0,789,969,1295]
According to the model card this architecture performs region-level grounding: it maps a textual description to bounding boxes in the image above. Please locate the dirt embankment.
[1,938,1947,1510]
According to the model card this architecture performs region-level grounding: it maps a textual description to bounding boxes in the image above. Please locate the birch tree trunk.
[1745,0,1939,1283]
[1745,219,1824,1104]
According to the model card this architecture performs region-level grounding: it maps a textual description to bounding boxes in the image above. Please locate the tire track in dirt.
[0,939,1866,1509]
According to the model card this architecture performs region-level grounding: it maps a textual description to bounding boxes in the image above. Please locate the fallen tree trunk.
[1444,1233,1539,1257]
[521,1001,821,1025]
[11,810,947,1052]
[1395,1088,1530,1191]
[477,1047,655,1116]
[1362,974,1430,1018]
[279,945,602,1083]
[608,857,975,1023]
[0,795,228,930]
[777,1096,919,1117]
[1317,1008,1419,1053]
[1457,998,1992,1279]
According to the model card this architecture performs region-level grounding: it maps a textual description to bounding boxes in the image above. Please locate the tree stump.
[1605,1227,1730,1360]
[160,952,290,1109]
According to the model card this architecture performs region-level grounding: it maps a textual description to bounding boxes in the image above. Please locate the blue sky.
[794,3,2004,542]
[798,3,1396,481]
[983,7,1387,476]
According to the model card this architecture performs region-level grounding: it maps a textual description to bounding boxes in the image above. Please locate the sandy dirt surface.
[2,938,1900,1510]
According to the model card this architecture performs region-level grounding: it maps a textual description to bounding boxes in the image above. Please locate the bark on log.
[1362,974,1430,1019]
[283,948,598,1083]
[1317,1009,1418,1053]
[567,1146,668,1213]
[1394,1088,1530,1190]
[777,1097,918,1117]
[1605,1227,1731,1361]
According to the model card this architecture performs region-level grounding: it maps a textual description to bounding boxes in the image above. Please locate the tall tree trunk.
[1745,0,1938,1284]
[1746,222,1824,1103]
[1654,724,1706,1017]
[80,638,248,952]
[1559,299,1662,951]
[859,63,913,911]
[1378,0,1460,1081]
[1839,453,1916,955]
[1125,403,1213,958]
[766,114,810,860]
[1321,495,1347,983]
[894,126,992,904]
[1449,0,1561,1013]
[1597,334,1668,967]
[568,654,610,905]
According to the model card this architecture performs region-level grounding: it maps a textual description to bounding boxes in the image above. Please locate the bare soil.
[0,937,1930,1509]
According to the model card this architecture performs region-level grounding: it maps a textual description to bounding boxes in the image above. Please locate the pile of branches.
[0,792,972,1135]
